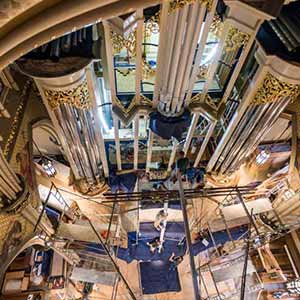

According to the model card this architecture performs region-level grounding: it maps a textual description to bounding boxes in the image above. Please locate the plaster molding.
[0,0,161,71]
[255,43,300,84]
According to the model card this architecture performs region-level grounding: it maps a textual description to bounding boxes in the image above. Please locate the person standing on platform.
[154,209,168,231]
[176,151,189,174]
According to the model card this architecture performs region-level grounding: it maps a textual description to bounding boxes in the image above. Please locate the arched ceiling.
[0,0,161,71]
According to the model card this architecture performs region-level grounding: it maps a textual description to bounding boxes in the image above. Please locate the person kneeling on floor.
[169,252,184,271]
[147,237,162,253]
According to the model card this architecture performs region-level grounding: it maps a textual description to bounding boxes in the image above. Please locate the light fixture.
[41,158,56,177]
[256,150,270,165]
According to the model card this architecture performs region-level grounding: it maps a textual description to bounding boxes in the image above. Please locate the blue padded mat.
[117,225,186,263]
[140,260,181,294]
[191,225,248,255]
[76,224,248,264]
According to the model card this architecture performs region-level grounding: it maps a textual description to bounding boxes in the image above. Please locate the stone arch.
[0,0,159,70]
[0,234,45,282]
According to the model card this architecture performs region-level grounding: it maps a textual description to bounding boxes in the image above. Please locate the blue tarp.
[140,260,181,294]
[109,172,137,193]
[191,225,248,255]
[78,223,248,264]
[149,110,191,141]
[117,224,248,262]
[117,222,186,263]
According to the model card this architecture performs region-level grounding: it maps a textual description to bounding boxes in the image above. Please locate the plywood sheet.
[222,198,272,220]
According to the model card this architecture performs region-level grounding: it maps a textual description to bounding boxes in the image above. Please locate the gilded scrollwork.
[210,15,224,38]
[190,92,203,105]
[252,72,300,105]
[224,25,250,52]
[113,94,152,116]
[190,93,218,110]
[111,30,136,57]
[197,64,209,80]
[169,0,212,12]
[144,11,160,37]
[111,11,160,55]
[44,80,91,110]
[205,94,218,110]
[4,81,31,158]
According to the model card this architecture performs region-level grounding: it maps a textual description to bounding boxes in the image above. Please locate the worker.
[194,229,209,245]
[176,151,189,174]
[147,237,162,253]
[169,252,184,271]
[154,209,168,231]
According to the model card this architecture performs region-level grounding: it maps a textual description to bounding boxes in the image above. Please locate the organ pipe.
[33,67,108,190]
[156,2,208,117]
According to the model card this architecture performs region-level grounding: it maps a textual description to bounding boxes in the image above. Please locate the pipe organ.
[32,65,109,194]
[154,0,209,116]
[207,45,300,174]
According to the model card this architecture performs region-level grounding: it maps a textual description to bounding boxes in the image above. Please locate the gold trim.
[169,0,212,12]
[224,25,250,52]
[197,64,209,80]
[144,11,160,37]
[4,81,31,158]
[111,30,136,57]
[44,80,91,110]
[114,94,152,116]
[252,72,300,105]
[143,60,156,79]
[210,15,224,38]
[190,93,218,111]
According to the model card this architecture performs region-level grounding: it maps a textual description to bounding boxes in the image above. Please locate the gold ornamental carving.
[197,64,209,80]
[44,80,91,110]
[4,80,31,158]
[252,72,300,105]
[143,60,156,79]
[169,0,212,12]
[111,30,136,57]
[144,11,160,37]
[205,94,218,110]
[224,25,250,52]
[116,59,155,80]
[210,15,224,38]
[114,94,152,115]
[190,93,218,110]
